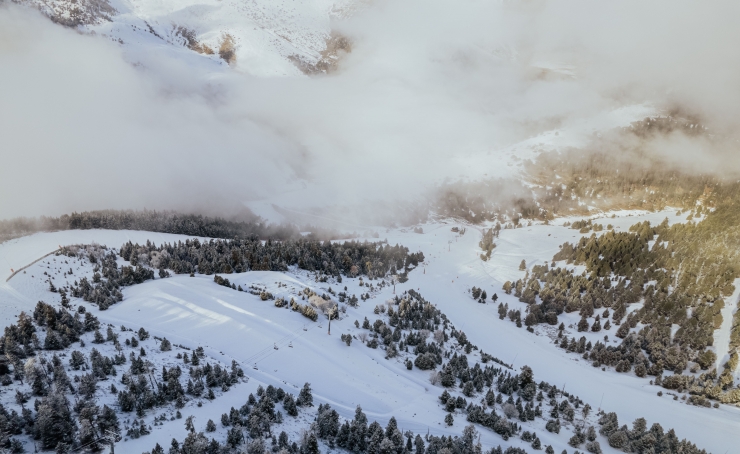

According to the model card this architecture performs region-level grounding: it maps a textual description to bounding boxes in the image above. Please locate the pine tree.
[445,413,454,426]
[34,390,75,449]
[297,383,313,407]
[283,394,298,416]
[93,330,105,344]
[138,327,150,341]
[279,431,290,449]
[591,318,602,332]
[185,415,195,433]
[98,404,119,435]
[414,434,425,454]
[385,416,398,438]
[532,436,542,450]
[160,338,172,351]
[503,281,513,295]
[305,433,320,454]
[79,419,100,452]
[226,427,243,447]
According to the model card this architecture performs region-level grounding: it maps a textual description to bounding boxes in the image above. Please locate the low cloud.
[1,0,739,222]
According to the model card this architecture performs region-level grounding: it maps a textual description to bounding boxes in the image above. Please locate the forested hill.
[0,210,303,243]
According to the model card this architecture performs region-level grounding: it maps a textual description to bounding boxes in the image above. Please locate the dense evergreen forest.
[119,238,423,279]
[0,210,303,244]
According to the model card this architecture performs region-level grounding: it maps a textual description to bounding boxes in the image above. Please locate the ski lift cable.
[73,434,116,452]
[243,323,313,364]
[247,321,319,365]
[242,327,301,362]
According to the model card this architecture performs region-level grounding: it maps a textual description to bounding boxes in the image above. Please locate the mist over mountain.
[2,0,739,224]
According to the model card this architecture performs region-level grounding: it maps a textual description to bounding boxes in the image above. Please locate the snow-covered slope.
[18,0,354,76]
[1,211,737,453]
[0,230,209,329]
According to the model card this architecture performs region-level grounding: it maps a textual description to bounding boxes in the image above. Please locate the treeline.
[158,388,529,454]
[352,289,551,451]
[0,209,304,243]
[120,238,423,279]
[60,238,422,311]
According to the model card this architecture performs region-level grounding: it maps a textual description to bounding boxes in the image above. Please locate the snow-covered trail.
[713,278,740,372]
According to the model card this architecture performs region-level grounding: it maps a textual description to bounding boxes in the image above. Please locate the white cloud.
[1,0,738,221]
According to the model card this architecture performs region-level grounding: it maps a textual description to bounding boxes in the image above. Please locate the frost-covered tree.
[296,383,313,407]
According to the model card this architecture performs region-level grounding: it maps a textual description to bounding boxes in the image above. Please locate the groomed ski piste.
[0,209,736,453]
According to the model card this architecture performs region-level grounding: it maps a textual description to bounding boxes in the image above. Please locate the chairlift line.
[246,320,316,366]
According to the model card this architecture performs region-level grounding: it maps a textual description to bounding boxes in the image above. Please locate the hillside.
[15,0,355,77]
[0,216,731,453]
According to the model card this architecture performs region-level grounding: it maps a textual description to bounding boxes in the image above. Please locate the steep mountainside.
[14,0,356,76]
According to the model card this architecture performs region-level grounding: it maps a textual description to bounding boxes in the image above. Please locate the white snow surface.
[0,210,736,453]
[713,279,740,375]
[20,0,354,77]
